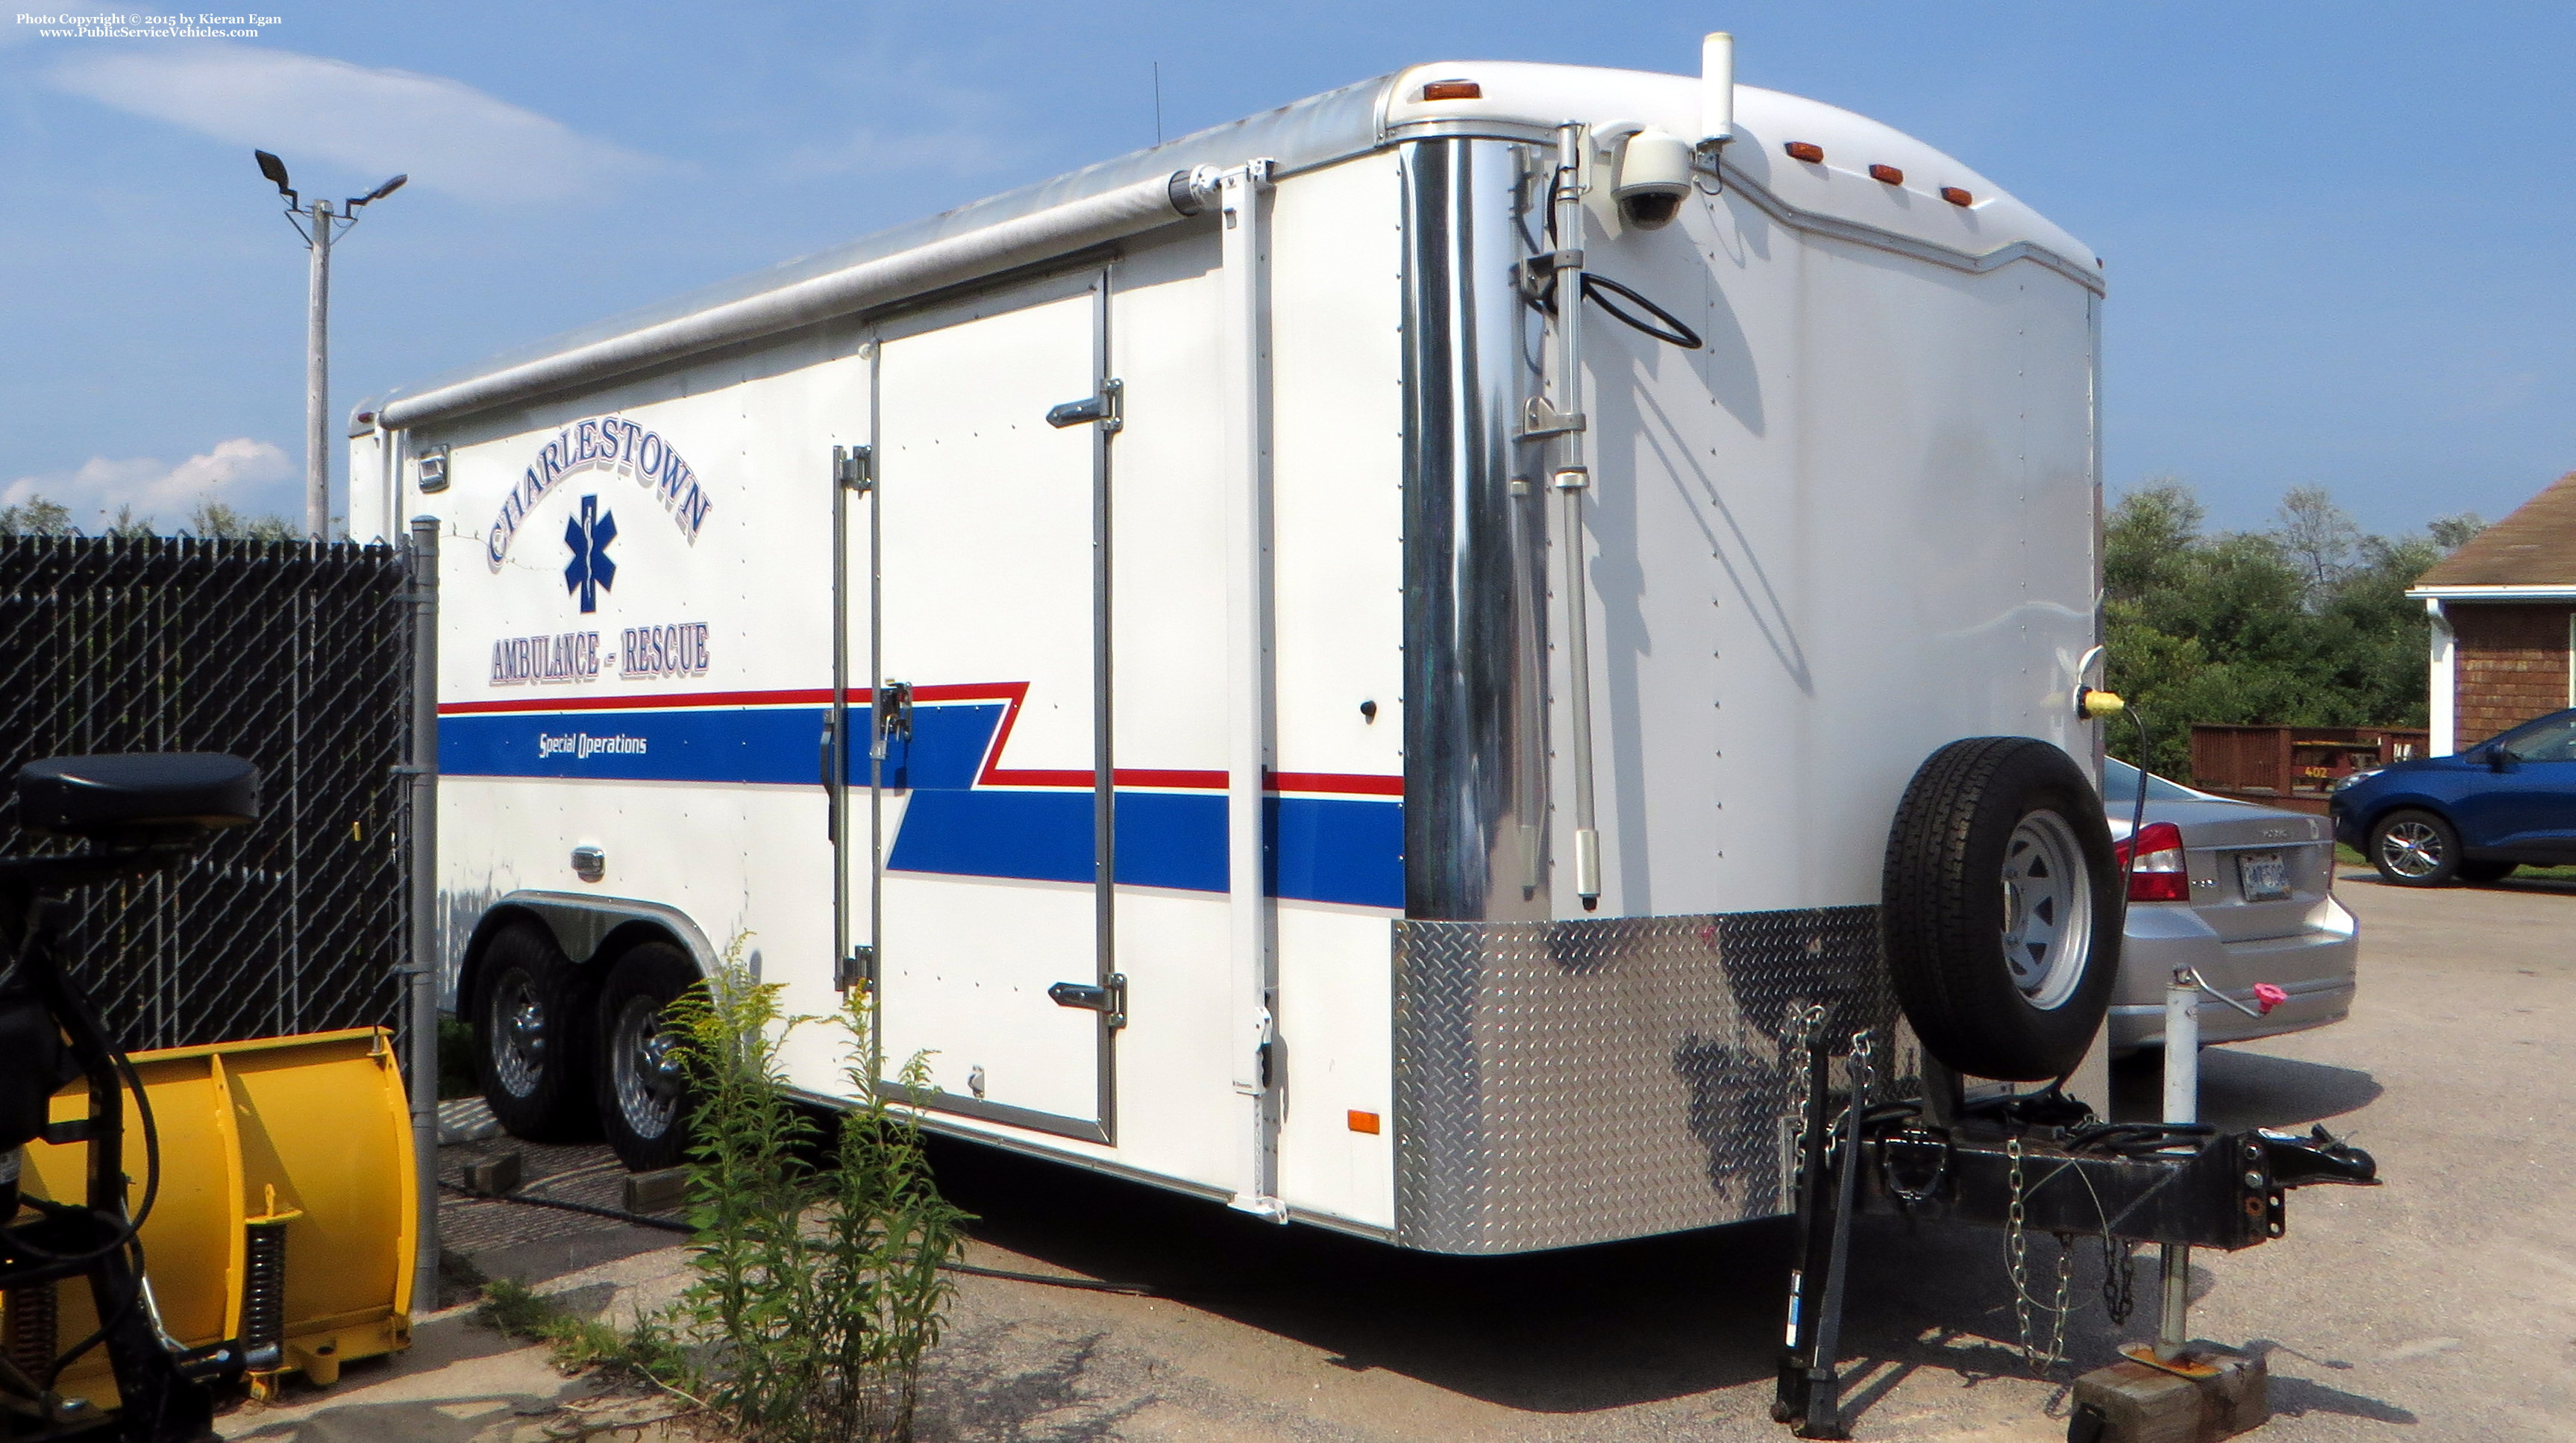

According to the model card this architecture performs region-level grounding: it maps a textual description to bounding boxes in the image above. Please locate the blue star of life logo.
[563,494,617,613]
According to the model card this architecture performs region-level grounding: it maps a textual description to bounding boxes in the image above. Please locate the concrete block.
[621,1167,689,1216]
[460,1149,523,1197]
[2070,1342,2266,1443]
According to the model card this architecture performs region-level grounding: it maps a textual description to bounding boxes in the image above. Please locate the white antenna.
[1700,31,1736,151]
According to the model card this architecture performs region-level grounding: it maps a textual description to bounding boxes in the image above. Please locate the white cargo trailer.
[355,46,2119,1254]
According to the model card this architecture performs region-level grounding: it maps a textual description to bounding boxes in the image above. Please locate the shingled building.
[2410,471,2576,754]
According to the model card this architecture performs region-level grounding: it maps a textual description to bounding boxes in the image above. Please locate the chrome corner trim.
[1399,136,1551,923]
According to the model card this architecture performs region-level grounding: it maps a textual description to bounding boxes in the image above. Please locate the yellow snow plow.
[10,1027,417,1409]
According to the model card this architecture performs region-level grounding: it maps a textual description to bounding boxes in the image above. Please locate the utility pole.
[255,151,405,540]
[306,198,333,541]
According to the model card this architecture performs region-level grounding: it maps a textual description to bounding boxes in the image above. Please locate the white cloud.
[46,43,658,206]
[7,437,296,527]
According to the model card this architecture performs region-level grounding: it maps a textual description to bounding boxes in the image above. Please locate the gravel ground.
[231,868,2571,1440]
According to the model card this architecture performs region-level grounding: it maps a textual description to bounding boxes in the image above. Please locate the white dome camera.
[1613,127,1695,231]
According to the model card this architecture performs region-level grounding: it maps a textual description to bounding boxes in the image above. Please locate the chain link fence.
[0,535,415,1053]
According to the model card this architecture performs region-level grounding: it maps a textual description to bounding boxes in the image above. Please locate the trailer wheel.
[471,923,597,1140]
[1883,737,2121,1081]
[595,942,696,1173]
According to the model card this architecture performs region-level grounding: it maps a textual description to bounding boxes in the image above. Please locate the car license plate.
[2237,851,2291,902]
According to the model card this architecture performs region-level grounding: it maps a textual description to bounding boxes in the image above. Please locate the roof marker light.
[1784,141,1825,163]
[1941,186,1973,207]
[1869,164,1904,185]
[1420,79,1480,101]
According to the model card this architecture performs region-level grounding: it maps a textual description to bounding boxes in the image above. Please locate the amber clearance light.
[1941,186,1974,207]
[1784,141,1825,163]
[1869,163,1904,185]
[1419,79,1481,101]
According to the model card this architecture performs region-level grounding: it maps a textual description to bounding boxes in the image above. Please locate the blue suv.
[2330,706,2576,885]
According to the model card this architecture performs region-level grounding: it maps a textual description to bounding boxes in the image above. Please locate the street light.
[254,151,405,539]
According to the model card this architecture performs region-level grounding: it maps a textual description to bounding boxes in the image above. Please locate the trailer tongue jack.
[1768,1031,2377,1440]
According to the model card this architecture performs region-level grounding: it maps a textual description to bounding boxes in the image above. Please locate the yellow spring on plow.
[9,1027,417,1408]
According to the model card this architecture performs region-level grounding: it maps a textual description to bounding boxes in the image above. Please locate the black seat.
[15,754,260,843]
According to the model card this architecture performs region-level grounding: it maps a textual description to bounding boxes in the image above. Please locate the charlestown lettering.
[485,415,715,571]
[491,632,601,685]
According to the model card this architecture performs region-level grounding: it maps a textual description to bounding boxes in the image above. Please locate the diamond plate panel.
[1391,907,1904,1254]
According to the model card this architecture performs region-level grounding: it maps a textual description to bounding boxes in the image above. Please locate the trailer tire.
[1883,737,2120,1082]
[595,942,696,1173]
[471,923,598,1141]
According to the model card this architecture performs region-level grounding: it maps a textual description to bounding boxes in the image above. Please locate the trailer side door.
[858,274,1115,1141]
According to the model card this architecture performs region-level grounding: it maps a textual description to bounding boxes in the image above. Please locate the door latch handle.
[1047,973,1127,1029]
[870,681,912,760]
[1044,378,1124,433]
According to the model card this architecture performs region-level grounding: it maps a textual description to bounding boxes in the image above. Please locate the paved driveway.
[915,872,2572,1441]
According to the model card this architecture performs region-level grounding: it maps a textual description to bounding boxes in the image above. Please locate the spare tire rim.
[1999,809,2092,1011]
[2377,819,2442,878]
[610,995,683,1140]
[490,969,547,1098]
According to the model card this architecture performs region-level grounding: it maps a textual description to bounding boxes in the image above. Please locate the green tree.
[0,495,76,536]
[187,501,301,540]
[2103,482,2438,780]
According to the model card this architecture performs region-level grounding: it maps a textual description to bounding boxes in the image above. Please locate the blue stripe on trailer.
[437,702,1402,908]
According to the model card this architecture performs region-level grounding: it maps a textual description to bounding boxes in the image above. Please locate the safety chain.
[2006,1135,2031,1362]
[2003,1135,2079,1374]
[2044,1231,2076,1371]
[1784,1002,1829,1160]
[2101,1233,2137,1327]
[1848,1027,1878,1115]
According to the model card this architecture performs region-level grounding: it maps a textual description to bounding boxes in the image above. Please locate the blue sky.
[4,1,2571,538]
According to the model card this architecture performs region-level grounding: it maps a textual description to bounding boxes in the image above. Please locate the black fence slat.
[0,535,413,1054]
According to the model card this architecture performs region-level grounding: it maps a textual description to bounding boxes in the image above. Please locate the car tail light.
[2115,821,2189,901]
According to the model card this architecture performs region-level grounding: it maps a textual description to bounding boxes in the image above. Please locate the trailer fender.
[457,892,720,1018]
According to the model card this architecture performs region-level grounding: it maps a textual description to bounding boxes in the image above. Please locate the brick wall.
[2451,603,2573,750]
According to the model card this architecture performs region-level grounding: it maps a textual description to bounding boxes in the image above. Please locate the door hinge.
[1047,972,1127,1030]
[838,944,877,992]
[870,680,912,760]
[1516,395,1586,442]
[1044,378,1124,435]
[833,443,874,492]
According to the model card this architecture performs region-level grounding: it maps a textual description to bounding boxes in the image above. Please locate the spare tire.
[1883,736,2120,1081]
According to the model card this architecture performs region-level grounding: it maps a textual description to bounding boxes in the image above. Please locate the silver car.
[2102,759,2358,1055]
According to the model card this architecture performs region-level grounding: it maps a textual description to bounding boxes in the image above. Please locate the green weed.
[665,947,968,1443]
[474,1277,695,1386]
